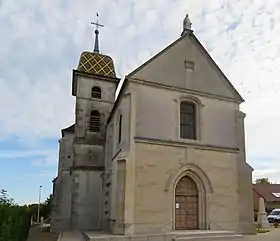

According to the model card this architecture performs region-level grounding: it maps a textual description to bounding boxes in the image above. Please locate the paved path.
[242,228,280,241]
[59,231,85,241]
[49,229,280,241]
[223,228,280,241]
[26,226,58,241]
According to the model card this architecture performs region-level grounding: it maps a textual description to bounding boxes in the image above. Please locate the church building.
[51,14,255,235]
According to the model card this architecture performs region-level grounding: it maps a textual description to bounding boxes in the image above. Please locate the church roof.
[253,184,280,202]
[77,51,116,78]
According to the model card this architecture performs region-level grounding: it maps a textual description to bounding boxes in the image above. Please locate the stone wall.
[135,83,239,149]
[71,169,103,230]
[51,132,74,232]
[70,73,117,231]
[58,132,74,173]
[51,170,72,232]
[131,141,241,234]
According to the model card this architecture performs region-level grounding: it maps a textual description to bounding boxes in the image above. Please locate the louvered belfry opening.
[91,86,101,99]
[89,110,100,132]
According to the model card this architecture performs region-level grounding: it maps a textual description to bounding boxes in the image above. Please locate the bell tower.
[70,13,120,230]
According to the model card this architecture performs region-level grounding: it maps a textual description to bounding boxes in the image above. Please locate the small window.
[91,86,101,99]
[180,102,196,140]
[89,110,100,132]
[118,114,122,144]
[185,60,194,70]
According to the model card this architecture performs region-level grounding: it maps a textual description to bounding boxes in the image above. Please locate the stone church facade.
[51,15,255,235]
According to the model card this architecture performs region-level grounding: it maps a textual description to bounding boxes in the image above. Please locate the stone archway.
[166,164,213,230]
[175,176,199,230]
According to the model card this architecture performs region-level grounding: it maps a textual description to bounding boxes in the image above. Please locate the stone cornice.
[72,69,120,96]
[76,96,114,104]
[128,77,241,104]
[134,136,239,153]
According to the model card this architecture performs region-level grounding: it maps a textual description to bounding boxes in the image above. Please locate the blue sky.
[1,0,280,204]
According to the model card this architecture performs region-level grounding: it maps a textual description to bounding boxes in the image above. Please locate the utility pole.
[37,185,42,224]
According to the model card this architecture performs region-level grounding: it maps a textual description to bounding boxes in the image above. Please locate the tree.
[26,204,39,221]
[0,189,31,241]
[255,178,271,184]
[41,194,53,219]
[0,189,13,205]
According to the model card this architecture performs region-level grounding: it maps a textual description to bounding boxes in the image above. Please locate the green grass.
[257,228,270,233]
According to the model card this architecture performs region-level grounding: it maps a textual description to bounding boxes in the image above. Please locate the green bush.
[0,190,31,241]
[0,204,31,241]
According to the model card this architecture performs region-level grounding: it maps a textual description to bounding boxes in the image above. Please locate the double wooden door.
[175,176,198,230]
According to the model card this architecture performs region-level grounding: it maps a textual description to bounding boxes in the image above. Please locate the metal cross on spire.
[91,12,104,53]
[91,12,104,31]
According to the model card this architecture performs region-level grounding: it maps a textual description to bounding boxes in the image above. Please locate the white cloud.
[253,170,280,184]
[0,0,280,182]
[0,149,54,159]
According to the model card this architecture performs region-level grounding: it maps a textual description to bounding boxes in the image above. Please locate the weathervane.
[91,12,104,53]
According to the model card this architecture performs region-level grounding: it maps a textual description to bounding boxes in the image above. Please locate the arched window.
[89,110,100,132]
[180,102,196,140]
[91,86,101,99]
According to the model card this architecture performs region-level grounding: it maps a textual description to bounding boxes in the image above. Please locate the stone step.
[174,234,243,241]
[173,231,242,239]
[84,230,243,241]
[58,231,86,241]
[172,231,243,241]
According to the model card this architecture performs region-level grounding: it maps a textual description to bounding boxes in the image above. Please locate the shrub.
[0,190,31,241]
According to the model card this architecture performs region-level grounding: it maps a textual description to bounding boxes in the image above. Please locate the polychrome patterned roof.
[77,51,116,78]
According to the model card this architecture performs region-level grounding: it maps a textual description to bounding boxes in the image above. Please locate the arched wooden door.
[175,176,198,230]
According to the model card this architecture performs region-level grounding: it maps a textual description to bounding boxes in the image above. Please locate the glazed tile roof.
[77,52,116,78]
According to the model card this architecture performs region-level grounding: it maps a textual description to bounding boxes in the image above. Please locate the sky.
[0,0,280,204]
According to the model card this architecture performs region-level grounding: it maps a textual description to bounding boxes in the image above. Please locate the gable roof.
[127,31,244,102]
[253,184,280,202]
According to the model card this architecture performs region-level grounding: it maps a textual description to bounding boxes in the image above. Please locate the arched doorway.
[175,176,198,230]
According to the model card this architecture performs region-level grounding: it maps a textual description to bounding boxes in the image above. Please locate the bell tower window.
[89,110,100,132]
[91,86,101,99]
